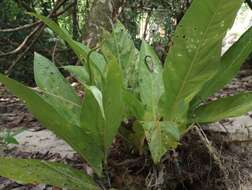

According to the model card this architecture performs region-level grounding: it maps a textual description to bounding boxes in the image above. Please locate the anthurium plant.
[1,0,252,189]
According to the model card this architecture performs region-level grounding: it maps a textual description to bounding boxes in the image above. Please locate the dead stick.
[0,21,41,33]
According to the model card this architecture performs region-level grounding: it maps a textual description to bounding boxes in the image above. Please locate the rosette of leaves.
[0,0,252,189]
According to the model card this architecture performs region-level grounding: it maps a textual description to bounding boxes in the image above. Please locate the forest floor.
[0,64,252,190]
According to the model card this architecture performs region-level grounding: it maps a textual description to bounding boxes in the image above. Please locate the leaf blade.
[139,41,164,120]
[193,92,252,123]
[30,13,86,61]
[103,60,124,150]
[191,27,252,107]
[80,86,105,151]
[31,13,106,85]
[143,121,180,163]
[101,22,138,88]
[162,0,243,121]
[34,53,80,103]
[34,53,81,126]
[63,65,90,85]
[123,90,145,120]
[0,74,104,174]
[0,157,99,190]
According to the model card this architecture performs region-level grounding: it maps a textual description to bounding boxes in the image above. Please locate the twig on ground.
[194,125,226,171]
[112,157,143,167]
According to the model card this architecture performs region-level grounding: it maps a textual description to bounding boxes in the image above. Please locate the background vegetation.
[0,0,192,84]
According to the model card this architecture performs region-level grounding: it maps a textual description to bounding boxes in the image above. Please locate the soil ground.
[0,63,252,190]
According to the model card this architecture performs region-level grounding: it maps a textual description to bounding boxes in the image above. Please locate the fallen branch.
[0,21,41,33]
[6,26,45,75]
[0,23,44,58]
[53,1,75,17]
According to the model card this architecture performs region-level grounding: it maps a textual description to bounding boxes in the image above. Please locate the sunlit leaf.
[162,0,243,121]
[191,27,252,107]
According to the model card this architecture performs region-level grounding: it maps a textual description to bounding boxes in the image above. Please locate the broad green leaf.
[30,13,85,61]
[3,134,19,145]
[63,65,90,85]
[139,41,164,120]
[80,86,105,151]
[102,60,124,150]
[0,157,99,190]
[31,13,106,85]
[0,74,103,174]
[5,137,18,145]
[191,27,252,108]
[123,90,145,120]
[192,92,252,123]
[162,0,243,121]
[34,53,79,103]
[101,22,138,88]
[80,61,123,155]
[143,121,180,163]
[34,53,81,126]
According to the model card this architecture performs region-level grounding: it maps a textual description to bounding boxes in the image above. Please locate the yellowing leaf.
[143,121,180,163]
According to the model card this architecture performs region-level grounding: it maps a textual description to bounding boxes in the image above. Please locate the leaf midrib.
[198,95,252,122]
[112,28,122,66]
[33,88,81,108]
[41,161,96,189]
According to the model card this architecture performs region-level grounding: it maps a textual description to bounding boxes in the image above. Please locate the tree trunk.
[72,0,79,41]
[82,0,126,48]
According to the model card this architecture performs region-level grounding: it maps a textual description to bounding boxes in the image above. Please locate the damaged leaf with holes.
[135,0,252,162]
